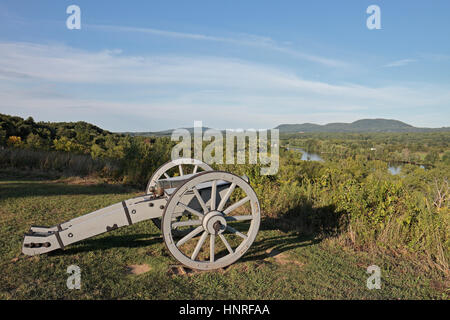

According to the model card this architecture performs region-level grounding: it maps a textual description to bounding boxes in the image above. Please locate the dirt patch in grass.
[430,279,450,294]
[127,264,151,275]
[168,265,200,276]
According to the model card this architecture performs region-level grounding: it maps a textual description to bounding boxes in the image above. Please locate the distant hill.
[0,113,113,141]
[4,114,446,140]
[123,127,213,137]
[127,118,449,136]
[0,113,126,156]
[275,119,450,133]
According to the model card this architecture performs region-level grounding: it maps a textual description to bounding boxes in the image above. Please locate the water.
[388,163,427,175]
[287,147,324,162]
[388,165,402,175]
[287,147,427,173]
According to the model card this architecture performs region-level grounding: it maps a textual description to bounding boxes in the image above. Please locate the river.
[286,147,324,162]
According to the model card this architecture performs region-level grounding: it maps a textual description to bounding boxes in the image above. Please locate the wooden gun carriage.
[22,158,260,270]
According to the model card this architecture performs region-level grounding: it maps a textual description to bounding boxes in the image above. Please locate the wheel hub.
[202,211,226,234]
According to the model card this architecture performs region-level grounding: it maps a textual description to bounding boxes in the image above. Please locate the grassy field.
[0,175,447,300]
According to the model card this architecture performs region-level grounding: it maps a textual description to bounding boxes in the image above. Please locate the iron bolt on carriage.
[22,158,261,270]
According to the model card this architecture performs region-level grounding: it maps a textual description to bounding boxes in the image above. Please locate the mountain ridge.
[128,119,450,136]
[275,118,448,133]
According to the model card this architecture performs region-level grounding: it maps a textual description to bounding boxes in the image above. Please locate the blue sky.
[0,0,449,131]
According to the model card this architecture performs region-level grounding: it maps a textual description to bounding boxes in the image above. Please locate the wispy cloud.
[87,24,349,68]
[89,24,224,42]
[383,58,417,68]
[0,42,448,130]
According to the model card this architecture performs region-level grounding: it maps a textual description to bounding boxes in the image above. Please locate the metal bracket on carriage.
[22,228,64,253]
[23,241,51,249]
[106,224,119,232]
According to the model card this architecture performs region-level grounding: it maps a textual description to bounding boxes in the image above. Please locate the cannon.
[22,158,261,270]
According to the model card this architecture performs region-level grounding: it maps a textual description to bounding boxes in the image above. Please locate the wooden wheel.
[146,158,213,229]
[162,171,260,270]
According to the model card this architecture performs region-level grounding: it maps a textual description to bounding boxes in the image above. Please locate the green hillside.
[0,113,122,152]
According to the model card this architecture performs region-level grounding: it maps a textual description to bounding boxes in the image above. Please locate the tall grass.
[0,147,119,178]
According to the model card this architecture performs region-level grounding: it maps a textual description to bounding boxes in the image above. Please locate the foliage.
[0,114,174,185]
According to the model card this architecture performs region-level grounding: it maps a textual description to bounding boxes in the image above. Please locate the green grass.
[0,177,447,299]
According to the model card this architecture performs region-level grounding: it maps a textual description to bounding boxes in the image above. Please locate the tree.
[26,133,44,149]
[53,137,84,153]
[90,144,105,159]
[7,136,22,147]
[424,151,439,164]
[442,151,450,165]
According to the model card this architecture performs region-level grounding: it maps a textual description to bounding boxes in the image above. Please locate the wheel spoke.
[191,231,208,260]
[193,187,208,214]
[223,196,250,215]
[171,212,184,219]
[172,219,202,228]
[179,165,184,176]
[219,234,234,254]
[193,165,198,174]
[210,234,215,262]
[163,172,170,179]
[226,226,248,239]
[177,202,204,218]
[176,225,203,247]
[225,215,253,222]
[210,180,217,211]
[217,182,236,211]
